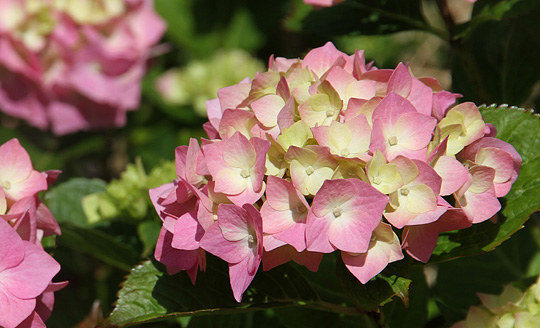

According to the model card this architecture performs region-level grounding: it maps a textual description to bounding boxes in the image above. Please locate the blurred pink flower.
[0,0,165,135]
[304,0,344,8]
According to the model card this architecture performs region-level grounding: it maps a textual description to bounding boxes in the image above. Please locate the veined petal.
[222,133,256,169]
[214,168,248,195]
[217,204,250,242]
[405,184,437,214]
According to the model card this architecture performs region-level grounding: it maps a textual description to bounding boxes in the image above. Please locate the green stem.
[305,300,367,316]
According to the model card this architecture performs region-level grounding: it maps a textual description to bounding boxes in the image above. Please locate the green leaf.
[45,178,107,226]
[138,221,162,257]
[58,223,140,271]
[452,0,540,105]
[298,0,439,37]
[99,257,325,327]
[432,105,540,261]
[335,256,411,312]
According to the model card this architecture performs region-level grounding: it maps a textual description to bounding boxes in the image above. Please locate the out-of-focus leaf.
[45,178,107,226]
[335,256,411,312]
[432,106,540,261]
[452,0,540,105]
[297,0,437,37]
[154,0,263,58]
[58,223,140,271]
[138,221,162,257]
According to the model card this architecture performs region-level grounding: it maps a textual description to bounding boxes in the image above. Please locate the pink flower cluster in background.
[0,139,65,328]
[150,42,521,302]
[0,0,165,135]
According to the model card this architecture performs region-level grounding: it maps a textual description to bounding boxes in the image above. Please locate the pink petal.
[229,255,257,302]
[217,204,250,242]
[2,241,60,299]
[154,227,202,277]
[408,78,433,116]
[387,63,412,98]
[172,212,204,250]
[433,156,469,196]
[302,42,347,78]
[0,288,36,328]
[0,139,32,182]
[0,219,25,271]
[200,218,249,264]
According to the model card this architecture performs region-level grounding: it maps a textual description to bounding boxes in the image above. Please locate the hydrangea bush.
[149,42,521,302]
[0,139,64,328]
[0,0,165,135]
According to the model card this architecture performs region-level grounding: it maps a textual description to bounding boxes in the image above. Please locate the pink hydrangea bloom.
[0,0,165,135]
[0,139,47,202]
[151,42,521,300]
[0,138,64,326]
[0,219,63,328]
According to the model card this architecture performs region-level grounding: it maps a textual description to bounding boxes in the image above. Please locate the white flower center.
[388,136,398,146]
[340,148,350,157]
[240,169,250,178]
[373,176,382,185]
[400,186,410,196]
[1,180,11,190]
[305,166,315,176]
[326,109,335,117]
[332,207,342,218]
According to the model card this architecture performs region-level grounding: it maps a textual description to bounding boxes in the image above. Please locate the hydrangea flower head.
[151,42,521,302]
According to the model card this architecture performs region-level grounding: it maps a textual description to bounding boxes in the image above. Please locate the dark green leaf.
[45,178,107,226]
[452,0,540,105]
[58,223,140,271]
[432,105,540,261]
[99,256,325,327]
